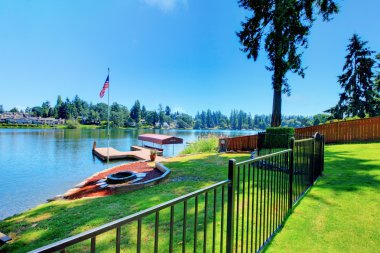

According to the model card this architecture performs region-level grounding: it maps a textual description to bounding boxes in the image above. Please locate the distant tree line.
[0,96,328,129]
[194,110,328,130]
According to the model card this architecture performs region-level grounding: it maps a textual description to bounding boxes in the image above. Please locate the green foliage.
[158,104,165,127]
[326,34,380,119]
[3,94,320,130]
[144,110,159,126]
[109,102,129,127]
[313,114,329,125]
[110,111,123,127]
[375,54,380,92]
[130,100,141,123]
[9,107,19,113]
[41,101,51,117]
[194,110,230,129]
[263,127,295,149]
[237,0,338,126]
[165,105,171,116]
[66,119,79,129]
[180,136,219,154]
[141,105,147,119]
[175,113,194,129]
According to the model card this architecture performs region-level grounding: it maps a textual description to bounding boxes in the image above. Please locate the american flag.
[99,75,109,98]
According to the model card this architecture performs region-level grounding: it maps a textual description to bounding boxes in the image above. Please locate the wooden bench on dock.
[132,145,163,156]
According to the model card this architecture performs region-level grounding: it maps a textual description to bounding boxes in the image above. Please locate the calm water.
[0,128,256,220]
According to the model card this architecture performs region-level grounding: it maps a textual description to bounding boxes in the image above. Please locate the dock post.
[93,141,97,150]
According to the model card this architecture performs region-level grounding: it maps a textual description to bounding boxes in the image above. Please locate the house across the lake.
[0,112,65,125]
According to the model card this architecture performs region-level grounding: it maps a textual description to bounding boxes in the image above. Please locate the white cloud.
[142,0,188,12]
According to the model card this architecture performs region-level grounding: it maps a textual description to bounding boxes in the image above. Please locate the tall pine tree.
[375,54,380,92]
[130,100,142,123]
[237,0,338,126]
[328,34,379,118]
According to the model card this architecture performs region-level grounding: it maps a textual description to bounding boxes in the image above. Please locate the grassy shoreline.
[0,123,100,129]
[2,143,378,252]
[0,152,250,252]
[0,124,142,130]
[0,123,259,131]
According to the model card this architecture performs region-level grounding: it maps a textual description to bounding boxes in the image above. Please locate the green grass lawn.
[265,143,380,252]
[1,143,379,252]
[0,153,250,252]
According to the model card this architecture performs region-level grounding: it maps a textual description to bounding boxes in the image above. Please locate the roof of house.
[138,134,183,145]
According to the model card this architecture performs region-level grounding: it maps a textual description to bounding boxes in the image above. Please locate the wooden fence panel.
[295,116,380,144]
[219,117,380,151]
[222,134,259,151]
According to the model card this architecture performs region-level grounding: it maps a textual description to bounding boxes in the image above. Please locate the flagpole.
[107,67,110,167]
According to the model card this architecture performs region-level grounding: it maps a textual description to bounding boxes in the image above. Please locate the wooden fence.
[220,116,380,151]
[219,134,259,152]
[295,116,380,144]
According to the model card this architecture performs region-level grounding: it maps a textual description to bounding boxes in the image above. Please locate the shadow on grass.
[316,148,380,193]
[262,143,380,252]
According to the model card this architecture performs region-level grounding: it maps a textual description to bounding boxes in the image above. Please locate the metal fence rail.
[228,149,291,253]
[30,180,230,253]
[228,133,324,252]
[31,134,324,253]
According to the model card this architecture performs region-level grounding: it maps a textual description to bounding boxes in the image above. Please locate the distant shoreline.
[0,124,260,131]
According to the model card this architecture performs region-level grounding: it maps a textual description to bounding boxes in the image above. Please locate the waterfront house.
[0,112,65,125]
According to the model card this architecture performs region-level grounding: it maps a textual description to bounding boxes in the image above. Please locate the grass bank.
[2,143,379,252]
[0,123,67,129]
[0,153,249,252]
[180,136,219,154]
[0,123,101,129]
[265,143,380,252]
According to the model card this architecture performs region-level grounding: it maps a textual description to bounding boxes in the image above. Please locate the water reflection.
[0,128,256,220]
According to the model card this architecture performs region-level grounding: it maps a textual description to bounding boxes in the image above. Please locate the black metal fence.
[228,149,291,253]
[228,133,324,252]
[31,134,324,253]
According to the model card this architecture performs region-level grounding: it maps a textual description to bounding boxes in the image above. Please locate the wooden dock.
[93,146,166,162]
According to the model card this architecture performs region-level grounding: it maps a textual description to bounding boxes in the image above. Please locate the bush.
[263,127,295,149]
[180,136,219,155]
[66,120,79,129]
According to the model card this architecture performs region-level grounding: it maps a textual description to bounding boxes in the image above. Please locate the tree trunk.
[271,88,282,126]
[271,5,283,127]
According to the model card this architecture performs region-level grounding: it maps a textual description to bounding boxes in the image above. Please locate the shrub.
[66,120,79,129]
[263,127,295,149]
[180,136,219,155]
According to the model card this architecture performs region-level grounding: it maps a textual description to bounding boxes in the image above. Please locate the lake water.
[0,128,256,220]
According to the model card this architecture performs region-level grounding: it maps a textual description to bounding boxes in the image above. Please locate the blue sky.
[0,0,379,116]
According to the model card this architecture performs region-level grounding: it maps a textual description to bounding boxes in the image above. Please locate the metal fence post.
[288,138,295,210]
[321,135,325,173]
[314,132,323,177]
[226,159,236,253]
[311,134,316,184]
